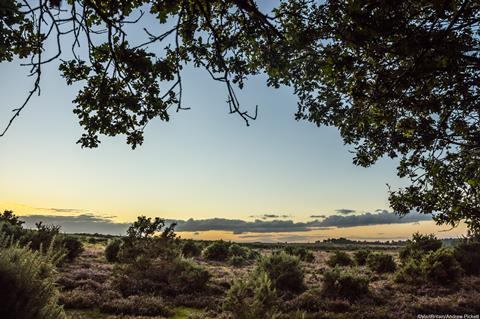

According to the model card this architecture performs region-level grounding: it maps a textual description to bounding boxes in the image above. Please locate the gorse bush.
[105,238,122,262]
[60,236,84,261]
[203,240,230,261]
[399,233,442,261]
[395,247,463,285]
[354,250,371,266]
[322,267,369,301]
[181,239,201,257]
[454,241,480,275]
[422,248,463,285]
[230,255,246,267]
[224,272,278,319]
[366,253,396,273]
[0,232,65,319]
[284,246,315,262]
[255,252,305,293]
[326,251,353,267]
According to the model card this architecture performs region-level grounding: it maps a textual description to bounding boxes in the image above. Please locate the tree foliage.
[1,0,479,231]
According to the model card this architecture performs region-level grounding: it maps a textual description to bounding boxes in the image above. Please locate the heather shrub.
[454,241,480,275]
[366,253,396,273]
[181,239,201,257]
[224,273,278,319]
[326,251,353,267]
[399,232,442,261]
[100,295,173,317]
[105,238,122,262]
[422,248,463,284]
[59,289,99,309]
[284,246,314,262]
[283,288,324,312]
[203,240,230,261]
[354,249,370,266]
[255,252,305,293]
[0,232,65,319]
[322,267,369,301]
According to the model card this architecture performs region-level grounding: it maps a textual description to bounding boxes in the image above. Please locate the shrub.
[247,248,261,260]
[224,273,278,319]
[229,243,248,258]
[113,256,210,296]
[105,239,122,262]
[322,267,369,300]
[100,295,173,317]
[454,241,480,275]
[284,246,315,262]
[366,253,396,273]
[326,251,353,267]
[399,232,442,261]
[181,240,201,257]
[394,258,424,285]
[255,252,305,293]
[230,255,246,267]
[203,240,230,261]
[422,248,463,284]
[354,250,370,266]
[0,232,65,319]
[59,289,99,309]
[60,236,84,261]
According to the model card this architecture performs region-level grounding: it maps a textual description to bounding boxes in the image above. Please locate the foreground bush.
[399,233,442,261]
[100,295,173,317]
[366,253,396,273]
[454,241,480,275]
[326,251,353,267]
[230,255,246,267]
[394,258,424,285]
[423,248,463,284]
[0,233,65,319]
[105,238,122,262]
[354,250,370,266]
[322,267,369,301]
[255,252,305,293]
[224,273,278,319]
[203,240,230,261]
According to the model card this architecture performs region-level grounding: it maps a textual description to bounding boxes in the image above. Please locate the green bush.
[322,267,369,301]
[60,236,84,261]
[255,252,305,293]
[399,232,442,261]
[0,232,65,319]
[203,240,230,261]
[181,240,201,257]
[229,243,248,258]
[454,241,480,275]
[394,258,424,285]
[224,272,278,319]
[422,248,463,284]
[366,253,396,273]
[354,250,370,266]
[105,239,122,262]
[284,246,315,262]
[230,255,246,267]
[100,295,173,317]
[326,251,353,267]
[167,257,210,293]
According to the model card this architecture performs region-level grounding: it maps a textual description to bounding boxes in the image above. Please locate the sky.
[0,5,468,242]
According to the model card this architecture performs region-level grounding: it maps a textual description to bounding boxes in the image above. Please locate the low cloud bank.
[19,210,432,235]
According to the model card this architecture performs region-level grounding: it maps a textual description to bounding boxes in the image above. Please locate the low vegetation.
[1,210,479,319]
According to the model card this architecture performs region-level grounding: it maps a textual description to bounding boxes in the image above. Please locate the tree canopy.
[0,0,479,233]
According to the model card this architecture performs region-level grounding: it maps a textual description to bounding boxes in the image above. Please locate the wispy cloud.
[335,209,356,214]
[249,214,291,219]
[310,215,326,219]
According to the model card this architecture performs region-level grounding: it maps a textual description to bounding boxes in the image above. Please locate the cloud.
[249,214,291,219]
[335,209,356,214]
[20,214,129,235]
[310,215,326,219]
[18,210,433,236]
